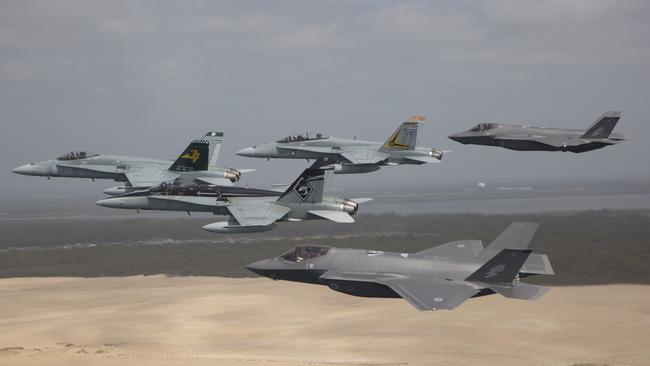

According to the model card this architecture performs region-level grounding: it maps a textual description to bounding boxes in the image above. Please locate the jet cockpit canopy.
[57,151,98,161]
[276,133,328,143]
[469,123,499,132]
[280,245,331,262]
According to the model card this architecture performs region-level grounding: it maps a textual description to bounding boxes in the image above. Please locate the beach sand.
[0,276,648,366]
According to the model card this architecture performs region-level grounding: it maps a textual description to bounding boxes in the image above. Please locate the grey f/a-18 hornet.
[236,115,443,174]
[96,164,371,233]
[11,132,250,195]
[247,222,554,311]
[448,111,624,153]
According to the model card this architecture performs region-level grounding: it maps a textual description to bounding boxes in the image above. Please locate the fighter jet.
[448,111,625,153]
[96,164,370,233]
[11,132,248,195]
[236,115,443,174]
[247,222,553,311]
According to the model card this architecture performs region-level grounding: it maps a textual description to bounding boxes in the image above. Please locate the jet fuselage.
[248,246,485,298]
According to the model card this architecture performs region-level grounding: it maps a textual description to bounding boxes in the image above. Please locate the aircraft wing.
[58,163,176,188]
[124,167,177,188]
[414,240,484,260]
[319,270,479,311]
[308,210,355,223]
[339,150,389,164]
[380,278,480,311]
[498,134,583,147]
[402,156,442,164]
[227,203,290,226]
[194,177,234,186]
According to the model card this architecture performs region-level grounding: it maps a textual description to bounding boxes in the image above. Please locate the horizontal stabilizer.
[350,197,373,204]
[308,210,355,223]
[466,249,532,286]
[487,283,549,301]
[521,253,554,276]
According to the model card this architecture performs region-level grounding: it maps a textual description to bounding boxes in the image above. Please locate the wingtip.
[603,111,622,118]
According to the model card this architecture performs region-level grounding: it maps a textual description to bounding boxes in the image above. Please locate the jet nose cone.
[245,259,271,277]
[96,198,122,208]
[11,164,33,175]
[448,133,468,144]
[236,147,256,157]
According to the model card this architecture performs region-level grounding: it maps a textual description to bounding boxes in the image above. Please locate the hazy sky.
[1,0,649,198]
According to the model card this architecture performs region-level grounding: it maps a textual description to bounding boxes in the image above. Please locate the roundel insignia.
[290,150,297,156]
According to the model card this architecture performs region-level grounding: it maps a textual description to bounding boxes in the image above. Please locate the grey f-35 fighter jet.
[96,164,371,233]
[247,222,553,311]
[236,115,443,174]
[11,132,248,195]
[448,111,625,153]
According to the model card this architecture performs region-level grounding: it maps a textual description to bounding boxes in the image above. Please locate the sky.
[1,0,649,198]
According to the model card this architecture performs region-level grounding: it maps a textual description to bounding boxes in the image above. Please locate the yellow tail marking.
[180,149,201,163]
[384,130,409,149]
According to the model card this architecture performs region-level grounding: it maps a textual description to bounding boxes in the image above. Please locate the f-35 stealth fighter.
[236,115,443,174]
[247,222,553,311]
[96,165,370,233]
[11,132,248,195]
[448,111,624,153]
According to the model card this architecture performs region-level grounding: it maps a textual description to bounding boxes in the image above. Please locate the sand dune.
[0,276,648,366]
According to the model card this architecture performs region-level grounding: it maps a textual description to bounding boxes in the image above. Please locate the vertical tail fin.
[581,111,622,139]
[203,132,224,169]
[168,140,210,172]
[276,164,328,204]
[479,222,539,260]
[380,115,425,151]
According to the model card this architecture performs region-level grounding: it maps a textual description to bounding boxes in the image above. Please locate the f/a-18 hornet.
[96,164,371,233]
[236,115,443,174]
[448,111,624,153]
[247,222,553,311]
[11,132,249,195]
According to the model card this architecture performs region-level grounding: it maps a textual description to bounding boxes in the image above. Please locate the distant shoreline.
[1,209,648,286]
